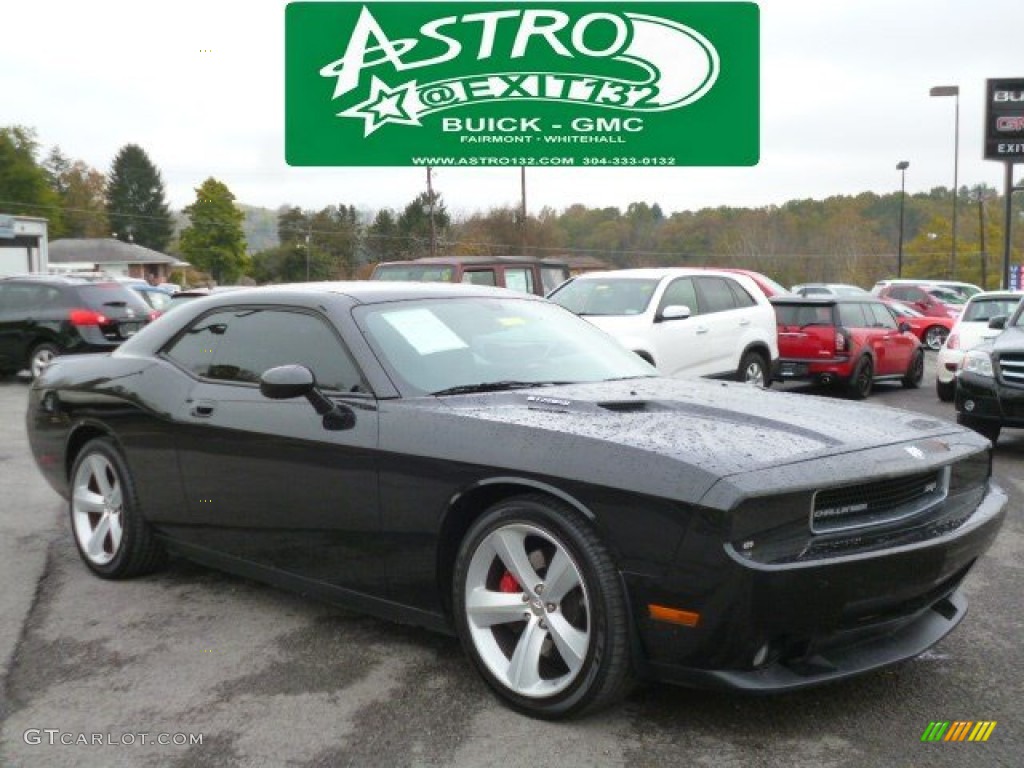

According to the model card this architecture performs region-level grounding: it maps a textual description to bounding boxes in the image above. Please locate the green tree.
[365,208,405,262]
[179,178,248,284]
[105,144,173,251]
[44,147,109,238]
[0,126,64,234]
[397,191,450,257]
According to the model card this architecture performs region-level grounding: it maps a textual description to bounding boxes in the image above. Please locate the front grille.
[998,353,1024,387]
[811,469,948,533]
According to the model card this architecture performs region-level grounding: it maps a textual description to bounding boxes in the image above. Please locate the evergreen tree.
[179,178,248,284]
[105,144,173,251]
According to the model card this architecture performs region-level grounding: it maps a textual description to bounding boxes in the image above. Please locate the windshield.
[966,297,1022,323]
[356,297,656,396]
[927,287,965,304]
[372,265,456,282]
[548,277,659,316]
[77,283,152,314]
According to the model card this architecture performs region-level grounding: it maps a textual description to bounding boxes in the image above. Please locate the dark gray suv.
[0,275,154,377]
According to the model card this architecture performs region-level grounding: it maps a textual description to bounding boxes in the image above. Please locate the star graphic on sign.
[339,76,421,136]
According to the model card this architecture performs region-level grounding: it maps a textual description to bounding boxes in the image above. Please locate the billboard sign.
[286,2,759,167]
[985,78,1024,162]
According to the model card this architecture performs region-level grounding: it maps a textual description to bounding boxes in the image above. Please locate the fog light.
[752,643,770,667]
[964,400,975,412]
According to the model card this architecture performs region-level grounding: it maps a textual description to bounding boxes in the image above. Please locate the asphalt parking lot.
[0,356,1021,768]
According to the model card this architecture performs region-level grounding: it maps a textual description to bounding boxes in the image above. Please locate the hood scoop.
[598,400,670,413]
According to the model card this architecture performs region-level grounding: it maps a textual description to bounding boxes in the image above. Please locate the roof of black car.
[184,281,544,305]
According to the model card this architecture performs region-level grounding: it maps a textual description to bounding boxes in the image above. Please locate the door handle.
[739,318,751,326]
[695,326,710,335]
[190,401,216,418]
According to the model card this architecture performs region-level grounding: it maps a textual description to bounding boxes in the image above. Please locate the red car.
[876,283,962,319]
[705,267,791,297]
[770,296,924,399]
[881,300,955,350]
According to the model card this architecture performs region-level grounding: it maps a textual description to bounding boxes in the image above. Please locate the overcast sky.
[3,0,1021,218]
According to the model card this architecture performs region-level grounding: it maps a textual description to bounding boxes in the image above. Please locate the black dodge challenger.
[26,283,1006,719]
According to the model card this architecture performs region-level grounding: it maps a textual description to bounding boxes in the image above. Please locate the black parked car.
[955,300,1024,443]
[0,274,154,377]
[27,283,1006,718]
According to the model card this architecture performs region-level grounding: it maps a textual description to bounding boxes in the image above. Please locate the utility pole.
[520,167,527,254]
[977,188,987,289]
[426,167,437,258]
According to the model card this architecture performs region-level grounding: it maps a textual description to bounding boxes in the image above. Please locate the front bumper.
[628,480,1007,692]
[956,372,1024,428]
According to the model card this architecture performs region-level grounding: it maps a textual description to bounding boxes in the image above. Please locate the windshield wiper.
[431,381,567,396]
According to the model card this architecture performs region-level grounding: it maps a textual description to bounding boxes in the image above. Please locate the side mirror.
[657,305,692,323]
[260,365,355,431]
[898,321,912,333]
[260,364,316,400]
[988,315,1007,330]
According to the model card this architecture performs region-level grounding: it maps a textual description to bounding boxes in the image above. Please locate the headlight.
[961,350,994,377]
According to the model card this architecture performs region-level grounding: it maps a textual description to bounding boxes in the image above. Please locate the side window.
[725,278,757,308]
[889,287,912,302]
[659,277,698,314]
[540,267,569,294]
[503,268,534,294]
[165,308,366,392]
[867,303,897,329]
[838,303,868,328]
[461,270,496,286]
[695,277,737,314]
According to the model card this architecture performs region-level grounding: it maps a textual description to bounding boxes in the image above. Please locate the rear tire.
[902,350,924,388]
[28,342,60,378]
[956,414,1001,444]
[453,495,632,719]
[738,351,770,388]
[69,438,167,579]
[847,357,873,399]
[924,325,949,351]
[936,378,956,402]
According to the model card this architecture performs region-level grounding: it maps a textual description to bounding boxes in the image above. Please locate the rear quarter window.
[838,303,869,327]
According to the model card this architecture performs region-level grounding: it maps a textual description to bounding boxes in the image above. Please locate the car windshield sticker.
[380,308,470,355]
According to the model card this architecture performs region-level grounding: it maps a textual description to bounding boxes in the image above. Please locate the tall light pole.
[930,85,959,278]
[896,161,909,277]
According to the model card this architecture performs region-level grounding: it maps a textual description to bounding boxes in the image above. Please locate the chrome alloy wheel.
[743,359,766,387]
[463,523,590,698]
[30,346,56,378]
[71,454,124,566]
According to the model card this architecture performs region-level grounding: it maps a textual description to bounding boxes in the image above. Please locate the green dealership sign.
[286,2,759,167]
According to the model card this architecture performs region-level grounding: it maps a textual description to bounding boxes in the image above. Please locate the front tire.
[453,495,631,719]
[69,438,166,578]
[847,357,873,399]
[902,350,924,388]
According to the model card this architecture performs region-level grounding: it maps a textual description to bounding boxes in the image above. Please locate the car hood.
[989,326,1024,353]
[386,377,985,507]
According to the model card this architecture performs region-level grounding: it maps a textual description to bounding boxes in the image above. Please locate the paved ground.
[0,357,1021,767]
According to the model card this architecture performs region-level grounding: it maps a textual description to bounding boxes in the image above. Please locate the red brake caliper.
[498,571,522,593]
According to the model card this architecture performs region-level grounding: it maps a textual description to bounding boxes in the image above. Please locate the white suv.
[548,268,778,386]
[935,290,1023,401]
